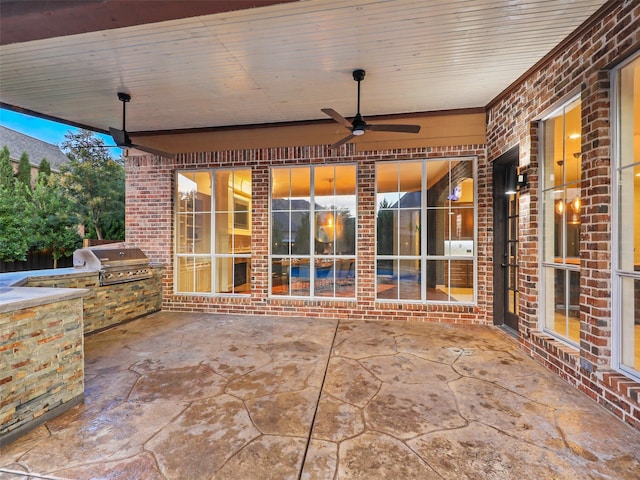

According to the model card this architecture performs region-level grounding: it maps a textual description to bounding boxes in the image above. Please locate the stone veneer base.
[0,394,84,446]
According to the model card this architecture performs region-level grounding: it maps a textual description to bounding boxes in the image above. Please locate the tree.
[37,158,51,180]
[28,174,82,268]
[60,130,125,240]
[16,151,31,188]
[0,179,30,262]
[0,145,13,192]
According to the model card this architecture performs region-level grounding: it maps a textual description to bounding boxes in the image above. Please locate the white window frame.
[174,168,252,296]
[538,93,582,348]
[611,52,640,382]
[268,163,358,299]
[374,157,477,305]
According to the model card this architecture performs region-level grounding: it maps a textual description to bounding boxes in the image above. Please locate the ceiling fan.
[322,69,421,149]
[109,92,175,159]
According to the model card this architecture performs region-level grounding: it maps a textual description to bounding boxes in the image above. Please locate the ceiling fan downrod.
[352,69,366,135]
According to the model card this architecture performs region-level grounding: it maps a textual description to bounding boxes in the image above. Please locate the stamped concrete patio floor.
[1,312,639,479]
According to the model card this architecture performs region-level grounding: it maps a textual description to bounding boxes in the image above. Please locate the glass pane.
[553,189,566,260]
[272,258,291,296]
[542,189,560,262]
[377,162,399,207]
[336,209,356,255]
[176,171,211,213]
[426,260,449,301]
[215,256,233,294]
[214,170,232,212]
[315,210,336,247]
[194,258,212,293]
[334,164,357,210]
[564,99,582,185]
[233,169,252,199]
[399,161,422,193]
[272,211,290,255]
[335,258,356,298]
[619,165,639,271]
[232,196,251,232]
[620,277,640,370]
[398,161,422,207]
[215,212,231,254]
[176,172,197,213]
[290,259,310,296]
[176,214,193,254]
[399,209,420,256]
[543,112,564,190]
[509,289,519,315]
[192,213,211,254]
[291,167,311,210]
[377,209,398,256]
[568,270,580,344]
[546,268,579,344]
[315,165,335,208]
[449,260,473,302]
[214,257,249,294]
[426,208,446,256]
[292,212,311,255]
[398,259,421,300]
[551,269,567,337]
[449,206,473,240]
[427,160,453,208]
[316,259,335,297]
[233,235,250,254]
[376,259,398,300]
[176,256,194,292]
[620,58,639,167]
[271,168,291,205]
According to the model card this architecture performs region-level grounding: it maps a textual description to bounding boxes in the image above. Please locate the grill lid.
[73,245,152,285]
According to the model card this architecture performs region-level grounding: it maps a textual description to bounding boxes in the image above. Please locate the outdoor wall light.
[505,165,528,195]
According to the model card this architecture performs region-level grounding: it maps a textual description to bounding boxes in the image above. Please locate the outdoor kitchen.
[0,243,163,442]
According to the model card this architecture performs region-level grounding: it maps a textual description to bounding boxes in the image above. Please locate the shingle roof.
[0,125,69,172]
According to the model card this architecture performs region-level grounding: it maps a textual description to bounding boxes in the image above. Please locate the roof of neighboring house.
[0,125,69,172]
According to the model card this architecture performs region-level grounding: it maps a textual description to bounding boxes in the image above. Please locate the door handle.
[500,263,508,268]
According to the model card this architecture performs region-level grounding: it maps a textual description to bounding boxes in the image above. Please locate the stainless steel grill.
[73,245,153,286]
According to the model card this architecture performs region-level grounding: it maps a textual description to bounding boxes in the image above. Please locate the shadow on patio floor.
[1,311,639,479]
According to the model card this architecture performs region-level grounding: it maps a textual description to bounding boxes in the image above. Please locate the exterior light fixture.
[505,165,528,195]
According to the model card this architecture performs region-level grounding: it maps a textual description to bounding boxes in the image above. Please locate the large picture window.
[270,164,356,298]
[614,54,640,380]
[376,158,476,303]
[175,169,252,294]
[541,96,581,345]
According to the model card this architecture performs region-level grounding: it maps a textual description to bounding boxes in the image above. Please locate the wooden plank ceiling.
[0,0,609,145]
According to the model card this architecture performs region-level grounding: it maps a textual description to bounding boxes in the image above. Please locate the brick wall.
[486,0,640,429]
[126,145,489,325]
[23,266,163,334]
[0,297,84,441]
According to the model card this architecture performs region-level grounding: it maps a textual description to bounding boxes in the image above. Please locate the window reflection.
[175,169,252,295]
[376,159,475,303]
[541,96,581,344]
[616,55,640,377]
[270,164,356,298]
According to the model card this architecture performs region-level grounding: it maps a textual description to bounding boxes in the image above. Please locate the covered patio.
[1,312,638,479]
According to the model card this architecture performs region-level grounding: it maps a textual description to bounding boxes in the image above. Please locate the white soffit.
[0,0,608,133]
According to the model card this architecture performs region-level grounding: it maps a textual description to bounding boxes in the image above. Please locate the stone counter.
[0,265,163,335]
[0,287,88,444]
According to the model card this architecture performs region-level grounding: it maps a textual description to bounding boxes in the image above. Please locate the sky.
[0,108,122,157]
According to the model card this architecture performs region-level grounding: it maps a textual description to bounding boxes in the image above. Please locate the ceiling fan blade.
[130,143,176,159]
[109,127,131,147]
[366,124,421,133]
[330,134,356,149]
[321,108,353,129]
